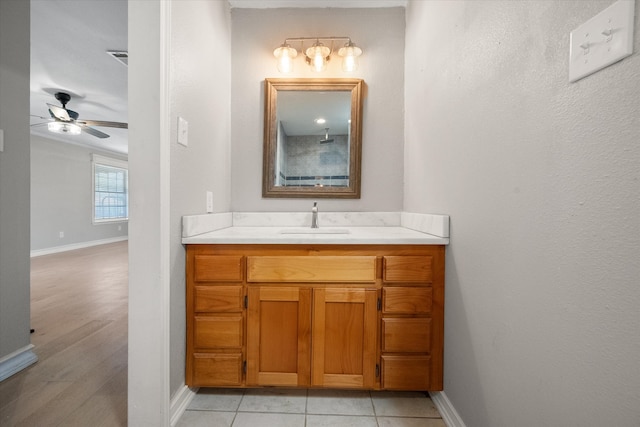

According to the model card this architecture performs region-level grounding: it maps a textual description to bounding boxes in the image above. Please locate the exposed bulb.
[48,121,81,135]
[273,44,297,73]
[338,43,362,72]
[305,43,330,73]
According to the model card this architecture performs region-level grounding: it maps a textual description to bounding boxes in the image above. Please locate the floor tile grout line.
[369,391,381,427]
[186,406,440,419]
[237,410,307,414]
[304,388,308,427]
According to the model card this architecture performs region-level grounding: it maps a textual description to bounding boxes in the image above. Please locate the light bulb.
[305,44,330,73]
[338,43,362,72]
[48,121,81,135]
[273,44,297,73]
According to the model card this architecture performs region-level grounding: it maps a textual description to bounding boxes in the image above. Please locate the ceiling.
[30,0,128,155]
[29,0,406,156]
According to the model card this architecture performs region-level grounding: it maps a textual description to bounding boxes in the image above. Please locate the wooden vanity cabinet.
[186,254,245,387]
[381,254,444,390]
[186,244,445,391]
[311,287,378,389]
[246,254,378,389]
[246,286,312,387]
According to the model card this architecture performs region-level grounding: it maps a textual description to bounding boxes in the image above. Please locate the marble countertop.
[182,226,448,245]
[181,212,450,245]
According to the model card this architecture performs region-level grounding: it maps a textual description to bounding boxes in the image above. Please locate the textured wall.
[169,0,232,398]
[231,7,405,211]
[405,1,640,426]
[30,136,128,252]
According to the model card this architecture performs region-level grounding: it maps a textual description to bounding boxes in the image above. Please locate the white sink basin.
[279,227,351,235]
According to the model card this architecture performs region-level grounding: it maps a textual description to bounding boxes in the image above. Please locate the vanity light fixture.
[48,121,81,135]
[273,37,363,73]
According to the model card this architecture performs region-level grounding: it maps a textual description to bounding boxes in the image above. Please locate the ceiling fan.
[32,92,128,139]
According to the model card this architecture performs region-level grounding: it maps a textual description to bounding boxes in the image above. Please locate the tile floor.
[178,388,446,427]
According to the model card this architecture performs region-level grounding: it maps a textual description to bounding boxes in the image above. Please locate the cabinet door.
[246,287,311,386]
[312,288,377,389]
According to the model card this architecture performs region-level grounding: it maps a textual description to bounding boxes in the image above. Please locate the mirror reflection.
[275,91,351,188]
[263,79,363,198]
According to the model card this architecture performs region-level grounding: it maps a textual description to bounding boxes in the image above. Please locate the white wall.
[230,7,405,212]
[0,0,33,371]
[128,1,171,423]
[30,135,128,252]
[169,0,232,397]
[404,1,640,426]
[128,2,232,421]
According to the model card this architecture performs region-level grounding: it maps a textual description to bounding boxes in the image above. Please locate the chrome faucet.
[311,202,319,228]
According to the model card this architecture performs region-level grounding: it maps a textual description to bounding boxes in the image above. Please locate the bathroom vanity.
[183,215,448,392]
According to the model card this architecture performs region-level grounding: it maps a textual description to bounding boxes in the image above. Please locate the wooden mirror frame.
[262,78,364,199]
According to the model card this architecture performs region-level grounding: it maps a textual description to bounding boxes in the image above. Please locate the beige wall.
[230,7,405,212]
[405,1,640,426]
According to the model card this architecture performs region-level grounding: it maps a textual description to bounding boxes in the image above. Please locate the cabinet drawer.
[194,316,243,349]
[194,255,243,282]
[382,287,432,314]
[192,353,243,386]
[247,256,376,283]
[382,318,431,353]
[382,355,431,390]
[383,256,433,283]
[195,286,243,312]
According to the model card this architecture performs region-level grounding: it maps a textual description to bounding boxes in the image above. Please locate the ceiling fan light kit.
[34,91,128,140]
[48,121,81,135]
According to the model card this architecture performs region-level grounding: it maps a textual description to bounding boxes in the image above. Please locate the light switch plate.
[177,116,188,147]
[569,0,635,83]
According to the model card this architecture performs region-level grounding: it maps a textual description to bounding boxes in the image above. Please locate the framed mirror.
[263,78,364,198]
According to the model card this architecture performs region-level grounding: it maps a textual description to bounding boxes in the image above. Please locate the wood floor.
[0,241,128,426]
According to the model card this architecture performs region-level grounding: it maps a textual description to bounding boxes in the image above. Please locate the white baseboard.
[431,391,467,427]
[170,385,198,426]
[30,236,128,257]
[0,344,38,382]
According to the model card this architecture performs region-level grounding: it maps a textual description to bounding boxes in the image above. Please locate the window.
[92,154,128,223]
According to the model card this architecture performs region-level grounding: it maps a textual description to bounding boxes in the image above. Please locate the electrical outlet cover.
[206,191,214,213]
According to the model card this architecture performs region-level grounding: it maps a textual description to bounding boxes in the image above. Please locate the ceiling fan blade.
[79,124,110,139]
[47,103,71,121]
[77,120,128,129]
[31,114,51,120]
[30,122,50,128]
